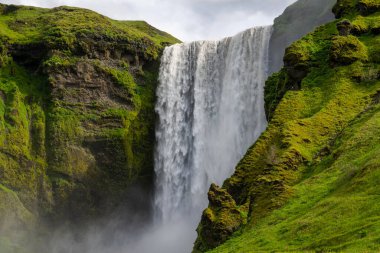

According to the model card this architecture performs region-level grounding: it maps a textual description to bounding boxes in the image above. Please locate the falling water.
[153,26,272,251]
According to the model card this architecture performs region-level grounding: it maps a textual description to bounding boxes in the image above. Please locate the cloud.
[0,0,297,42]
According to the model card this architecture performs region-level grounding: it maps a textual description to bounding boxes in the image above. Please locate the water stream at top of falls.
[152,26,272,252]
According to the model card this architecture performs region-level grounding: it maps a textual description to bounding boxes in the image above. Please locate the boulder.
[337,19,353,36]
[193,184,247,253]
[330,35,368,65]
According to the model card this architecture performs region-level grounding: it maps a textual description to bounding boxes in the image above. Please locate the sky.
[0,0,297,41]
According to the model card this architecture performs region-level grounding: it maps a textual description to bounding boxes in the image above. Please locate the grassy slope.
[0,4,178,53]
[209,106,380,252]
[202,1,380,252]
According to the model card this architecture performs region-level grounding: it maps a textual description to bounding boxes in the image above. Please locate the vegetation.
[195,0,380,252]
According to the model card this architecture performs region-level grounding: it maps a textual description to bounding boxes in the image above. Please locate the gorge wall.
[0,4,179,251]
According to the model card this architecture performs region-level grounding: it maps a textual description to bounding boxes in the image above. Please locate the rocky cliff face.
[195,0,380,252]
[0,4,179,249]
[269,0,336,74]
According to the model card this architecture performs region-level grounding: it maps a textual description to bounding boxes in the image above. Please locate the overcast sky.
[0,0,297,41]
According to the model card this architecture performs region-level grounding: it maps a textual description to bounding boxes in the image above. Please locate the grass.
[0,4,180,57]
[209,104,380,253]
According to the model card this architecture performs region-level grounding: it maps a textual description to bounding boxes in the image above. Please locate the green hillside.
[194,0,380,252]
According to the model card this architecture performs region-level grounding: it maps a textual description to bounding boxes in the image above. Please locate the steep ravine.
[195,0,380,252]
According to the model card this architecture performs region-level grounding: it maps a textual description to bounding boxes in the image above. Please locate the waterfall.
[153,26,272,251]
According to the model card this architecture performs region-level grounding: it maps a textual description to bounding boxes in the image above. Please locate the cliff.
[0,4,179,251]
[269,0,336,74]
[194,0,380,252]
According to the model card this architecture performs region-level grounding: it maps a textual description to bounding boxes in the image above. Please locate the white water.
[153,26,272,252]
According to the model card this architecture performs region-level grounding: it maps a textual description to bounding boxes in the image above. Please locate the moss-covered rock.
[333,0,380,17]
[330,35,368,65]
[193,184,247,253]
[351,14,380,35]
[284,39,313,83]
[351,16,371,35]
[357,0,380,15]
[333,0,359,18]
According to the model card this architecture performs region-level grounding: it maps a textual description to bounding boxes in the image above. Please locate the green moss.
[357,0,380,15]
[330,35,369,64]
[101,64,139,107]
[334,0,380,18]
[43,54,79,69]
[0,58,50,216]
[361,33,380,63]
[333,0,359,18]
[350,14,380,35]
[266,22,337,120]
[208,103,380,253]
[265,70,290,121]
[46,106,84,177]
[284,40,312,67]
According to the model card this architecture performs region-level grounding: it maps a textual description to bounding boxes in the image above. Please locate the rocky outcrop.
[330,35,368,64]
[193,184,247,252]
[337,19,353,35]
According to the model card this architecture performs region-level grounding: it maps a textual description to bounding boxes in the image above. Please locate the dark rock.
[284,42,311,84]
[193,184,246,253]
[9,43,48,71]
[373,90,380,104]
[337,20,353,36]
[371,25,380,35]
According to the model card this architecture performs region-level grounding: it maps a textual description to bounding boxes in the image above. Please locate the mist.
[40,219,196,253]
[0,180,199,253]
[0,210,198,253]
